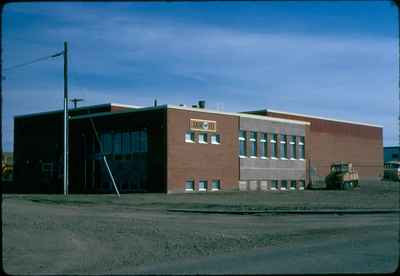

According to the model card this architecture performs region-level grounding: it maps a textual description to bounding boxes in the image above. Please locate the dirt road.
[3,192,399,274]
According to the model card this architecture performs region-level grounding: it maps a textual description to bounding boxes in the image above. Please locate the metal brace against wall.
[88,117,120,197]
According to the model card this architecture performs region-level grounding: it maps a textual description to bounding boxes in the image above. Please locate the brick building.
[13,102,382,193]
[243,109,384,182]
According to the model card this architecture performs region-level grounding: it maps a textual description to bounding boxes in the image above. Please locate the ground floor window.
[199,180,208,191]
[211,180,221,191]
[271,180,278,190]
[280,180,288,190]
[185,180,194,191]
[299,180,306,190]
[290,180,297,190]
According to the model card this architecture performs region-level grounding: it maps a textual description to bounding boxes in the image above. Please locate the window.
[260,133,268,158]
[131,131,138,153]
[270,134,277,159]
[199,180,208,191]
[211,134,221,144]
[211,180,221,191]
[281,180,288,190]
[100,133,113,154]
[239,131,247,157]
[299,136,305,159]
[185,132,195,143]
[122,132,130,154]
[290,136,297,159]
[290,180,297,190]
[185,180,194,191]
[113,133,122,154]
[141,130,148,152]
[299,180,306,190]
[249,132,257,157]
[280,134,287,159]
[271,180,278,190]
[199,133,208,144]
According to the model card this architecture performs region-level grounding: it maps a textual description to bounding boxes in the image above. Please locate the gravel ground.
[3,180,399,211]
[2,180,399,274]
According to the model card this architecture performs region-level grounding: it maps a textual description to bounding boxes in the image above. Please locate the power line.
[3,52,63,72]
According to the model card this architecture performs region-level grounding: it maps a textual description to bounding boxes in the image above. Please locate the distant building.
[2,152,13,182]
[13,102,383,194]
[384,146,400,162]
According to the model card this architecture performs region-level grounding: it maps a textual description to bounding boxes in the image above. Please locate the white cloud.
[2,4,397,150]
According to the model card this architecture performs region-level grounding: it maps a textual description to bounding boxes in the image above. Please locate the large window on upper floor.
[239,131,247,157]
[101,133,113,154]
[270,134,277,158]
[290,136,297,159]
[99,130,148,156]
[299,136,305,159]
[280,134,287,159]
[249,132,257,157]
[260,133,268,158]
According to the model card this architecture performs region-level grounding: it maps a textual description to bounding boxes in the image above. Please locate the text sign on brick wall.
[190,119,217,132]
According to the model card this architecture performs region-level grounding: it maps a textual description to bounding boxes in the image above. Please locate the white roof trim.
[110,103,143,109]
[167,105,310,125]
[266,109,383,128]
[71,105,168,120]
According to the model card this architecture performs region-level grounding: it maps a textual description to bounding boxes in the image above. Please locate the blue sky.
[2,1,398,151]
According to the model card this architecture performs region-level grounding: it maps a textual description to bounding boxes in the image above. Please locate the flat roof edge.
[167,105,310,125]
[264,109,383,128]
[14,103,121,119]
[70,105,168,120]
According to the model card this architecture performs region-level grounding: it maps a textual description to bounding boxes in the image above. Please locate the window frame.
[198,180,208,191]
[239,130,247,158]
[290,180,297,190]
[280,134,288,159]
[299,180,306,190]
[280,180,288,190]
[289,136,297,160]
[249,131,257,158]
[198,133,208,144]
[298,136,305,160]
[211,179,221,191]
[270,180,278,190]
[270,134,278,159]
[211,134,221,145]
[185,179,195,192]
[259,133,268,159]
[185,131,195,143]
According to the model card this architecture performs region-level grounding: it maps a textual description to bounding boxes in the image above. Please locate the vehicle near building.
[325,162,359,190]
[383,161,400,181]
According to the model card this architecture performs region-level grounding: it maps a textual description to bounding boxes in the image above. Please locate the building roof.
[70,104,311,125]
[244,108,383,128]
[14,103,141,119]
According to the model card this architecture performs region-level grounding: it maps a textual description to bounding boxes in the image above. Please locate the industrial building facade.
[13,103,382,194]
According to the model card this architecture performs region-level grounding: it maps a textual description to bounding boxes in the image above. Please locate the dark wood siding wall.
[69,108,167,193]
[12,104,132,193]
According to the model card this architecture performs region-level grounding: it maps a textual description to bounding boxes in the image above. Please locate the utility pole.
[70,98,83,109]
[63,41,69,196]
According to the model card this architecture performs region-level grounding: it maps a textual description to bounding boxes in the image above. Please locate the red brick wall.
[167,108,239,193]
[266,112,383,179]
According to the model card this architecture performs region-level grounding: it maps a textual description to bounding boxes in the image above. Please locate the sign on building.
[190,119,217,132]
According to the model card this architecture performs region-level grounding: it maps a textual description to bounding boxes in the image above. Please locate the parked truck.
[325,162,359,190]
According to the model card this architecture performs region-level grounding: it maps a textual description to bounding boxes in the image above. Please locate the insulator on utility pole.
[70,98,84,109]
